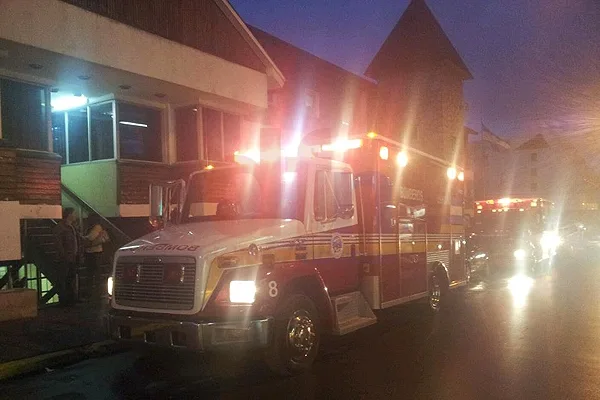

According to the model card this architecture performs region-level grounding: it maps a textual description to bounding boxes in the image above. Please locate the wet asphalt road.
[3,252,600,400]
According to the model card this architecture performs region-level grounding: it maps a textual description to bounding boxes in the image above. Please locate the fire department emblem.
[331,233,343,259]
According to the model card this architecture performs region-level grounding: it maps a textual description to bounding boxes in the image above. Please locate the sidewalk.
[0,299,125,380]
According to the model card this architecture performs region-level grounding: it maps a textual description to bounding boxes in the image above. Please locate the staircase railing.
[61,183,132,247]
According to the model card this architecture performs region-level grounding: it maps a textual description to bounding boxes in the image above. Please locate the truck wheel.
[429,271,449,312]
[265,294,320,376]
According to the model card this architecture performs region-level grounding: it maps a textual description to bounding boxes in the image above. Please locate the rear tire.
[429,270,449,312]
[264,294,320,376]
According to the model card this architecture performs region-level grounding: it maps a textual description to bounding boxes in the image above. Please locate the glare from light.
[396,151,408,167]
[508,274,533,307]
[519,208,525,212]
[107,276,113,296]
[229,280,256,303]
[204,165,214,170]
[283,171,297,183]
[457,171,465,181]
[513,248,527,260]
[379,146,389,160]
[119,121,148,128]
[367,132,377,139]
[51,94,88,111]
[234,149,260,164]
[476,204,483,210]
[541,231,561,249]
[531,201,538,207]
[321,139,363,152]
[447,167,457,180]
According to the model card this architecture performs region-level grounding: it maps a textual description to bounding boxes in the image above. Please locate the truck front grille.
[114,256,196,310]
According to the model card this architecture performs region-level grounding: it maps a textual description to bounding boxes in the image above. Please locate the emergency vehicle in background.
[472,197,561,274]
[106,132,469,375]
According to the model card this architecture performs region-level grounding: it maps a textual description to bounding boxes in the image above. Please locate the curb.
[0,340,128,381]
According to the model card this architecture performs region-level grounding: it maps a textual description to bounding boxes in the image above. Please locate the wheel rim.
[286,309,317,362]
[430,276,441,310]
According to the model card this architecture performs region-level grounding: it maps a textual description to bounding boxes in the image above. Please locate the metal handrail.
[60,183,132,245]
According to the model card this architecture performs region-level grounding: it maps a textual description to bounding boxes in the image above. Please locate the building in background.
[0,0,283,307]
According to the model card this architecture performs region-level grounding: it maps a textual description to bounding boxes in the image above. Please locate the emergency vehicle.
[106,133,469,375]
[472,197,561,274]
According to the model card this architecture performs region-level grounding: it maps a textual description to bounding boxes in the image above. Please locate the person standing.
[84,213,109,300]
[53,207,81,306]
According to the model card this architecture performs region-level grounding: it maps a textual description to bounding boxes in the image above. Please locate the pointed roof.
[516,134,549,150]
[365,0,472,80]
[215,0,285,89]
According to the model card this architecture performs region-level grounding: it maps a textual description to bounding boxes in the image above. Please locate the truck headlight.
[229,280,256,304]
[513,249,527,260]
[107,276,113,296]
[541,231,561,249]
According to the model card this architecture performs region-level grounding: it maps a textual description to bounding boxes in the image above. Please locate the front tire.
[264,294,320,376]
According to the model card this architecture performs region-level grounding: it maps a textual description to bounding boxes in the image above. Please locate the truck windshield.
[181,162,306,223]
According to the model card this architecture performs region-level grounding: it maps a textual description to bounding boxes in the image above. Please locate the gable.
[516,134,549,150]
[366,0,471,80]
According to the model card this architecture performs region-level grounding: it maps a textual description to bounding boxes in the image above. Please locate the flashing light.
[321,139,363,152]
[229,280,256,303]
[367,132,377,139]
[204,164,214,170]
[447,167,457,180]
[492,209,497,213]
[486,200,495,205]
[519,208,525,212]
[498,198,511,206]
[457,171,465,182]
[531,201,538,207]
[476,204,483,210]
[477,210,482,214]
[379,146,389,160]
[396,151,408,167]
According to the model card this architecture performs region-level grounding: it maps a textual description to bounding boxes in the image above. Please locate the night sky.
[231,0,600,142]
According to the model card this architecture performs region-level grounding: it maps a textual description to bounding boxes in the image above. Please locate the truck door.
[399,210,428,297]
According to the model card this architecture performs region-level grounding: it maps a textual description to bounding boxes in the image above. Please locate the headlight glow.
[513,249,527,260]
[107,276,113,296]
[541,231,561,249]
[229,280,256,304]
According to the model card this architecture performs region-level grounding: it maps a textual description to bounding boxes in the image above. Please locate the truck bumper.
[107,314,272,351]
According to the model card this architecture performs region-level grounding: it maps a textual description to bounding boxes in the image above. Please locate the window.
[314,170,353,221]
[1,78,48,150]
[203,108,222,161]
[90,103,114,160]
[201,108,241,162]
[118,102,162,162]
[67,107,89,163]
[531,152,538,162]
[530,168,537,177]
[223,113,241,161]
[175,106,198,162]
[52,113,66,163]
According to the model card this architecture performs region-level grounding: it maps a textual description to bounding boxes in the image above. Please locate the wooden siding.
[60,0,265,73]
[0,147,61,205]
[117,161,170,205]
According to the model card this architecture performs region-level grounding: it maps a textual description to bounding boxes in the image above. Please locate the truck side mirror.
[149,184,166,229]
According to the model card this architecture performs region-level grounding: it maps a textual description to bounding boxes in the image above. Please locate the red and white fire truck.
[106,133,469,375]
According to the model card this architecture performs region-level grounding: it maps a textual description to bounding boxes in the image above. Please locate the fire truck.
[472,197,561,274]
[106,133,469,375]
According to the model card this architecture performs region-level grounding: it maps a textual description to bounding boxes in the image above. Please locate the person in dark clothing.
[54,207,81,306]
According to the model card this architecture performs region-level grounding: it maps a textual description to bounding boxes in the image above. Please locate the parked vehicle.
[106,133,469,375]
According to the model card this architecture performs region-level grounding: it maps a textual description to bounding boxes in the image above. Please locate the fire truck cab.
[107,133,468,375]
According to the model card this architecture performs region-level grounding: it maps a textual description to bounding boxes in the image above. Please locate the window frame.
[116,100,165,163]
[314,168,354,222]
